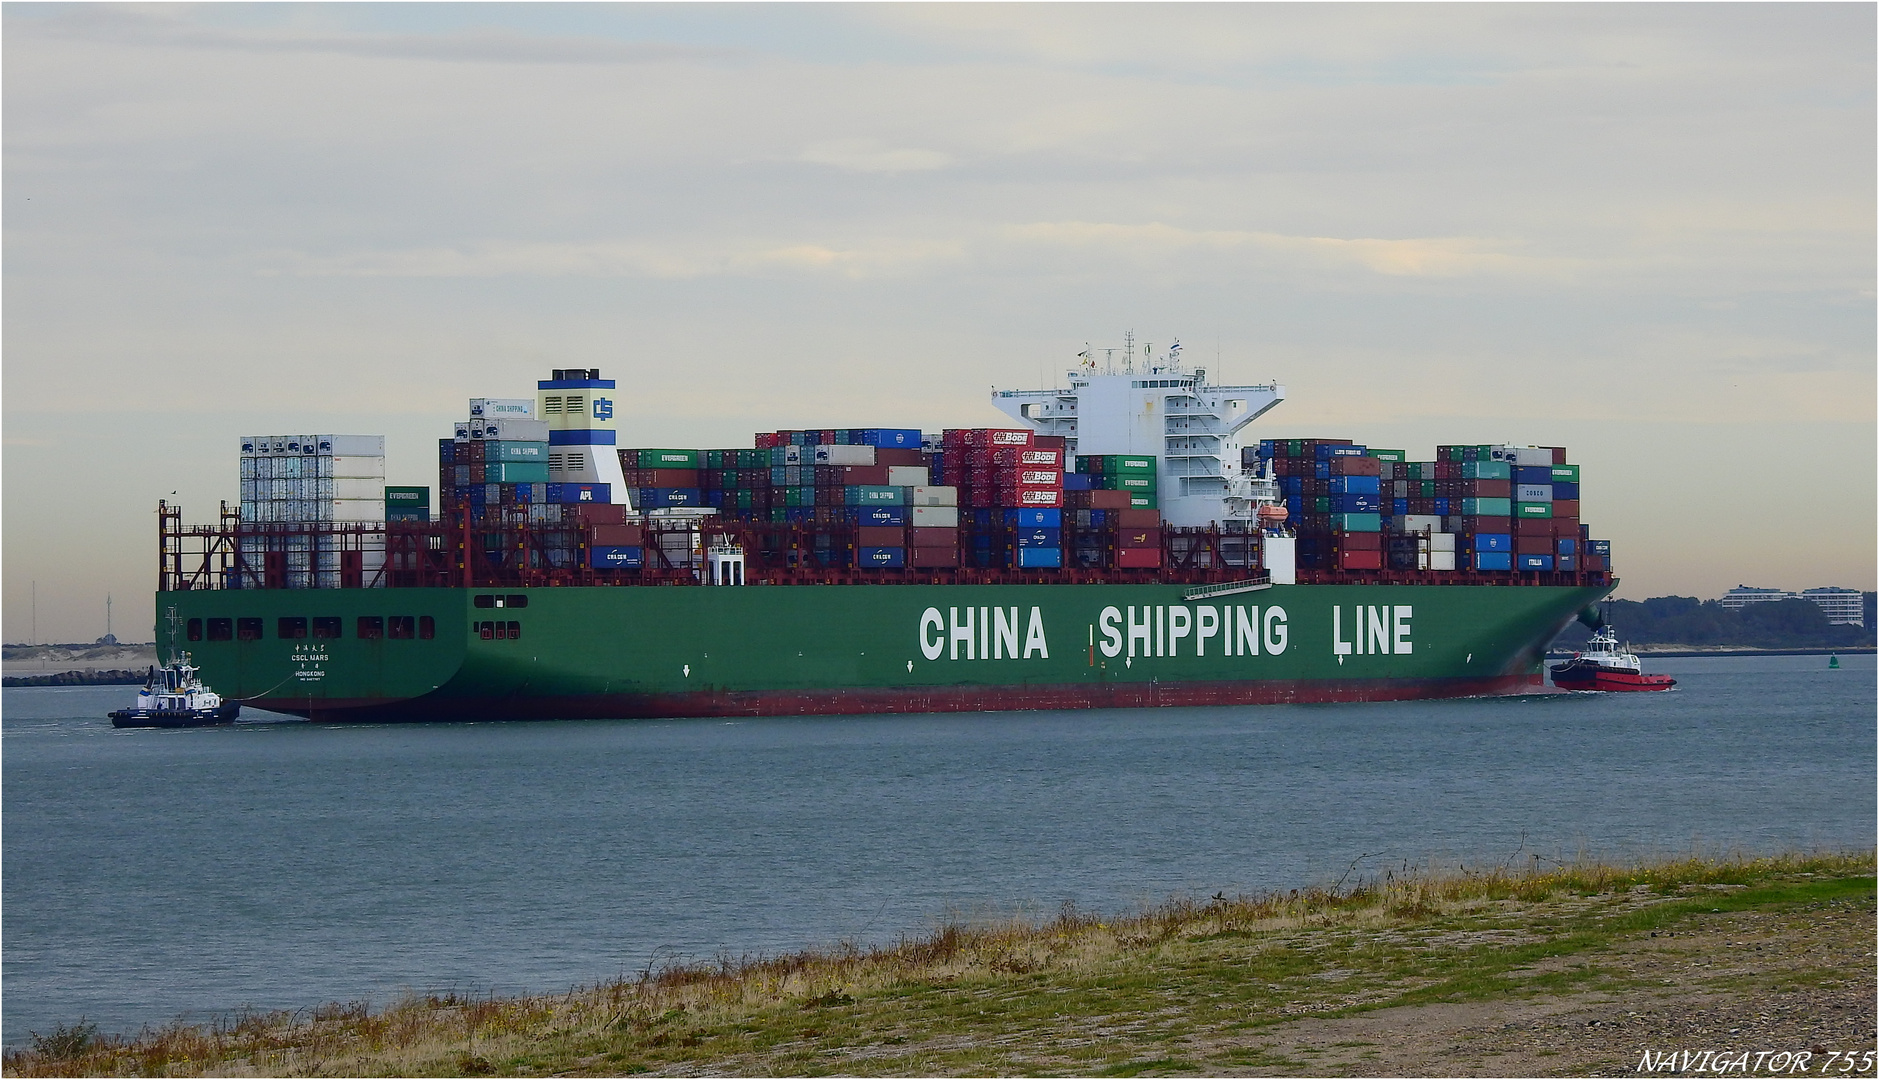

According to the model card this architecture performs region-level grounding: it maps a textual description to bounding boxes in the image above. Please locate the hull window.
[357,616,384,640]
[277,617,307,640]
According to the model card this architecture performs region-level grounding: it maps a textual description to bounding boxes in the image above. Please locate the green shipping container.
[384,485,429,508]
[488,462,549,484]
[491,441,548,462]
[1286,440,1303,458]
[1312,495,1331,513]
[1549,464,1580,482]
[1109,475,1156,492]
[634,449,703,469]
[1128,493,1157,509]
[1082,455,1156,475]
[1334,512,1382,533]
[1461,460,1511,480]
[1366,449,1406,462]
[1516,501,1553,519]
[1461,497,1512,516]
[847,485,908,506]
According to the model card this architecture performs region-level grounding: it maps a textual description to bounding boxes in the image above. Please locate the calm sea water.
[4,654,1873,1045]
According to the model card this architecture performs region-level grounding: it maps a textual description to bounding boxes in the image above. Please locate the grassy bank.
[8,851,1872,1077]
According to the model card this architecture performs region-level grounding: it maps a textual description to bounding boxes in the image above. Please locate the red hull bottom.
[260,674,1548,723]
[1552,672,1676,692]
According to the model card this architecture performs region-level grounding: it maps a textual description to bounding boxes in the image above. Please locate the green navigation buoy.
[1828,653,1840,669]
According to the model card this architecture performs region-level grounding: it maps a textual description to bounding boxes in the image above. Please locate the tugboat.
[1550,624,1676,692]
[109,607,241,727]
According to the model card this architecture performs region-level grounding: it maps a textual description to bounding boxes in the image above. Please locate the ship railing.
[1181,574,1273,601]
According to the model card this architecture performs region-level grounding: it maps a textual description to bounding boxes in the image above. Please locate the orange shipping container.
[857,526,904,546]
[1338,549,1383,570]
[911,546,960,567]
[1115,508,1161,528]
[909,527,955,546]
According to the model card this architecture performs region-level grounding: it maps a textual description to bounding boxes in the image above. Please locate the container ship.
[154,340,1614,721]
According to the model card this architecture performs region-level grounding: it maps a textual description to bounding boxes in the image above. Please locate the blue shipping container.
[1015,547,1062,568]
[858,546,906,568]
[1475,551,1512,571]
[1556,555,1578,571]
[1556,537,1577,555]
[1328,475,1381,495]
[1004,508,1062,527]
[859,505,908,526]
[546,483,610,504]
[1433,497,1451,515]
[1518,553,1555,571]
[1587,539,1612,556]
[1337,493,1381,512]
[1392,498,1409,515]
[1062,472,1094,492]
[1315,444,1367,459]
[1472,532,1513,552]
[1014,527,1061,547]
[590,546,643,569]
[1552,481,1580,500]
[856,428,922,448]
[638,487,702,508]
[1514,465,1553,484]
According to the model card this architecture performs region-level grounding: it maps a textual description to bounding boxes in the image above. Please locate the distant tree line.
[1552,595,1877,651]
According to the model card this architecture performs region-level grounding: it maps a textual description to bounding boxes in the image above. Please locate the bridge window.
[357,616,384,640]
[237,618,263,642]
[507,594,528,608]
[277,617,307,639]
[207,618,233,641]
[187,618,203,641]
[418,616,435,640]
[313,617,343,639]
[388,616,415,640]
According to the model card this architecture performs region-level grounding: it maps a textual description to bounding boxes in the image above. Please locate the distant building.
[1719,585,1866,627]
[1719,586,1797,610]
[1800,587,1865,627]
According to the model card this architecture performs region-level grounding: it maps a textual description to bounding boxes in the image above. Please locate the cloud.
[798,139,955,174]
[264,237,967,280]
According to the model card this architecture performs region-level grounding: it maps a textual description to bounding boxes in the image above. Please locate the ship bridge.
[992,343,1284,528]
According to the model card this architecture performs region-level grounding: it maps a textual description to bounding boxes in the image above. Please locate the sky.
[4,2,1874,643]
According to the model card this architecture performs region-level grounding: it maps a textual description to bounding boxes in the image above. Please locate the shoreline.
[1547,645,1875,659]
[6,850,1871,1077]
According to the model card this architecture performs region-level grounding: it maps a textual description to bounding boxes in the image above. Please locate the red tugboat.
[1551,624,1676,692]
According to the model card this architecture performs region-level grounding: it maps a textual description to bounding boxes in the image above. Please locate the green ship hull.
[158,580,1612,721]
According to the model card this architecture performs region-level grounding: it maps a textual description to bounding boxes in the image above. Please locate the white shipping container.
[910,505,959,527]
[473,418,551,442]
[910,485,958,507]
[334,477,383,501]
[470,397,535,419]
[886,466,930,486]
[1515,484,1553,502]
[1401,514,1443,534]
[1428,550,1457,571]
[329,498,382,522]
[1514,447,1552,467]
[1428,532,1456,552]
[780,445,805,465]
[813,444,876,465]
[330,455,386,480]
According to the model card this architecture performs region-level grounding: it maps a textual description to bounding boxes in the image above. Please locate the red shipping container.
[992,447,1062,467]
[1089,490,1132,509]
[991,468,1063,488]
[1460,516,1512,534]
[1115,547,1162,569]
[575,503,628,526]
[1337,532,1382,550]
[1116,528,1159,548]
[1034,435,1066,450]
[1514,517,1553,536]
[1551,516,1580,537]
[1007,487,1062,507]
[1552,499,1580,518]
[842,465,891,485]
[1548,446,1568,465]
[858,526,905,546]
[1463,479,1511,498]
[911,546,960,568]
[876,448,926,466]
[1338,549,1383,570]
[641,468,699,487]
[1581,555,1606,571]
[909,527,955,546]
[962,429,1032,447]
[1329,456,1382,476]
[469,463,487,483]
[1115,508,1161,528]
[1516,535,1553,555]
[591,524,645,546]
[754,432,779,449]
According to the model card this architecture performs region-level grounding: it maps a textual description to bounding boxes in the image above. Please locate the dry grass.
[5,849,1871,1077]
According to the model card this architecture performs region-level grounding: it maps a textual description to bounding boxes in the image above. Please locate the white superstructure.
[991,336,1286,528]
